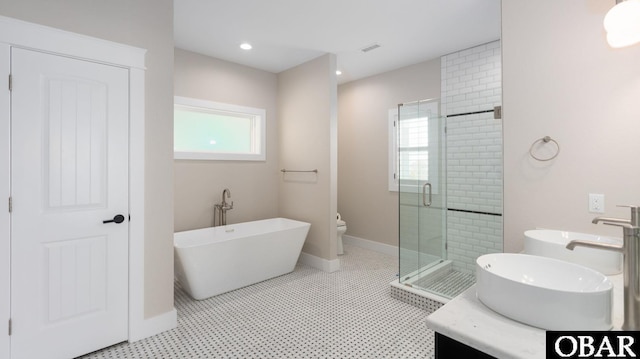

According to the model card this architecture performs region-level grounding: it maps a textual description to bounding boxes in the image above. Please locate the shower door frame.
[397,99,447,287]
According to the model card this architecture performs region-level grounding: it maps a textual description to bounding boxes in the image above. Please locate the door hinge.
[8,74,11,91]
[8,319,11,336]
[8,197,11,213]
[445,242,448,250]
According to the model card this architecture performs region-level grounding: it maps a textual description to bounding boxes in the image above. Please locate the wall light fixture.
[604,0,640,48]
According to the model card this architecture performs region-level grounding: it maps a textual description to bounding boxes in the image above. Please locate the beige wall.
[0,0,175,318]
[278,54,338,260]
[173,49,279,231]
[337,59,441,246]
[502,0,640,252]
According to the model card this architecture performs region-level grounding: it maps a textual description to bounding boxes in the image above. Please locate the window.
[174,96,266,161]
[388,100,440,192]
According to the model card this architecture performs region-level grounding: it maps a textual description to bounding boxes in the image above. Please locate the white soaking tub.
[174,218,310,300]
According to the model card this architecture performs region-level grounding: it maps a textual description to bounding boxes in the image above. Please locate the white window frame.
[174,96,266,161]
[388,101,440,193]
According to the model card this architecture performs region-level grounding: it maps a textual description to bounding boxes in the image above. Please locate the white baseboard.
[129,307,177,342]
[343,235,398,257]
[298,251,340,273]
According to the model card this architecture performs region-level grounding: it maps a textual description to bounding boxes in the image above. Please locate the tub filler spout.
[214,188,233,226]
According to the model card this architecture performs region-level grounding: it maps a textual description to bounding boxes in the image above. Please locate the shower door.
[397,100,447,287]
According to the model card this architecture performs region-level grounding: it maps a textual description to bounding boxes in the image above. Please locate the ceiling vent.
[360,43,381,53]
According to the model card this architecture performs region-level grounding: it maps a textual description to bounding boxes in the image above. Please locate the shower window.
[174,96,266,161]
[388,100,440,192]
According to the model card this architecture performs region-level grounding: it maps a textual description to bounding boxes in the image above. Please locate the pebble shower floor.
[80,245,436,359]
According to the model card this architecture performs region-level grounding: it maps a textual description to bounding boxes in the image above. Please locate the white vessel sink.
[476,253,613,330]
[524,229,622,275]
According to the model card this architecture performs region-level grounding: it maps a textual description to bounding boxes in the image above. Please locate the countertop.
[425,273,624,359]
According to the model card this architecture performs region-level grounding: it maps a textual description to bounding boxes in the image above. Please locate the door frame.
[0,15,171,356]
[0,42,10,359]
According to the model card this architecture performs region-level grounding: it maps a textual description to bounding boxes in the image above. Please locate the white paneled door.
[10,48,129,359]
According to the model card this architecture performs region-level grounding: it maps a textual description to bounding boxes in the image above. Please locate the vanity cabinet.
[435,332,496,358]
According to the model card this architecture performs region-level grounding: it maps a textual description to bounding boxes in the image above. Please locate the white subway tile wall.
[443,40,503,274]
[441,40,502,116]
[446,112,502,214]
[447,211,502,273]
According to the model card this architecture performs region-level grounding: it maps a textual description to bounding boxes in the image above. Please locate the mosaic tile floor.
[80,245,436,358]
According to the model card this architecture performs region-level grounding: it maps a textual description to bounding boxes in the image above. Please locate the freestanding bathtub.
[174,217,310,300]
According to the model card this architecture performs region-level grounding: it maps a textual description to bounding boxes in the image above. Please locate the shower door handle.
[422,182,432,207]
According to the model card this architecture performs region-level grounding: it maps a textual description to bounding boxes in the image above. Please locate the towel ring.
[529,136,560,161]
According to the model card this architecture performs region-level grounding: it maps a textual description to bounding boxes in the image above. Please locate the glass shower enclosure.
[397,99,475,299]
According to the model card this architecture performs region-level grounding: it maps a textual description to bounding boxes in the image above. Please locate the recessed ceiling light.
[336,70,342,75]
[240,43,252,50]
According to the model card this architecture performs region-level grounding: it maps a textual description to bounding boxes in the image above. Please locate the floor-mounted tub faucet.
[214,188,233,226]
[566,205,640,330]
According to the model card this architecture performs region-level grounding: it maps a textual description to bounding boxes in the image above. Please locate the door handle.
[103,214,125,224]
[423,183,432,207]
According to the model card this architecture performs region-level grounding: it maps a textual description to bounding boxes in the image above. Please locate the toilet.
[337,213,347,255]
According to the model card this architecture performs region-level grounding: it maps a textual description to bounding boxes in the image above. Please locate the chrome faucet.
[222,188,232,208]
[566,205,640,330]
[213,188,233,226]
